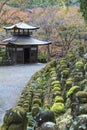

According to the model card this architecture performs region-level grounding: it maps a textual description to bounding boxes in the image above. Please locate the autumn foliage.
[0,4,86,58]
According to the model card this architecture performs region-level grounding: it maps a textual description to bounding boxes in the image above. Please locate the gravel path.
[0,63,46,124]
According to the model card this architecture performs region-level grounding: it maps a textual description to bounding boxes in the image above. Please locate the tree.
[54,24,82,55]
[9,0,31,9]
[0,0,9,12]
[78,0,87,21]
[59,0,87,21]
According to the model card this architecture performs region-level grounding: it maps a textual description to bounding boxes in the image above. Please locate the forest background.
[0,0,87,60]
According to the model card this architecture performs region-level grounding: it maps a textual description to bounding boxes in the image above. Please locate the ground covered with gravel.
[0,63,46,124]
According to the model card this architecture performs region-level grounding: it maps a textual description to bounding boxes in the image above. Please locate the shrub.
[38,53,47,63]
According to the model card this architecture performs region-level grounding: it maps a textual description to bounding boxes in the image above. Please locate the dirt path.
[0,63,46,123]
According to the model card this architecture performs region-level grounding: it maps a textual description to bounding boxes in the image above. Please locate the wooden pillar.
[47,44,50,62]
[15,46,17,64]
[18,29,20,35]
[23,47,24,64]
[6,45,8,56]
[6,45,10,58]
[36,46,38,62]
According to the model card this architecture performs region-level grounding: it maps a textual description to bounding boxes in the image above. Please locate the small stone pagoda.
[1,21,51,64]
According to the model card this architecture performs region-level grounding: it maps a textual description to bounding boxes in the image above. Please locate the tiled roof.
[2,36,51,46]
[4,21,39,30]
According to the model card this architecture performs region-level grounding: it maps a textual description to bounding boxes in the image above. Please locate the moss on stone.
[60,58,67,65]
[61,64,67,69]
[73,74,82,82]
[53,91,61,97]
[66,78,73,87]
[66,86,80,98]
[51,76,58,81]
[50,71,56,75]
[51,103,65,113]
[54,96,64,103]
[52,87,61,92]
[78,104,87,114]
[76,91,87,98]
[33,93,41,98]
[67,52,75,58]
[12,106,26,115]
[0,124,7,130]
[32,98,41,106]
[31,104,40,116]
[51,81,60,86]
[75,61,84,69]
[65,98,71,108]
[51,73,57,77]
[61,69,69,78]
[33,89,43,95]
[84,63,87,71]
[8,123,23,130]
[80,79,87,90]
[53,84,61,88]
[49,67,56,72]
[44,103,50,110]
[4,106,26,125]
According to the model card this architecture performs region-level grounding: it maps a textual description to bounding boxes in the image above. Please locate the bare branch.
[0,0,9,12]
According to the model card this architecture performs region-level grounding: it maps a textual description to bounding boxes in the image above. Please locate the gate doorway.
[24,48,30,63]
